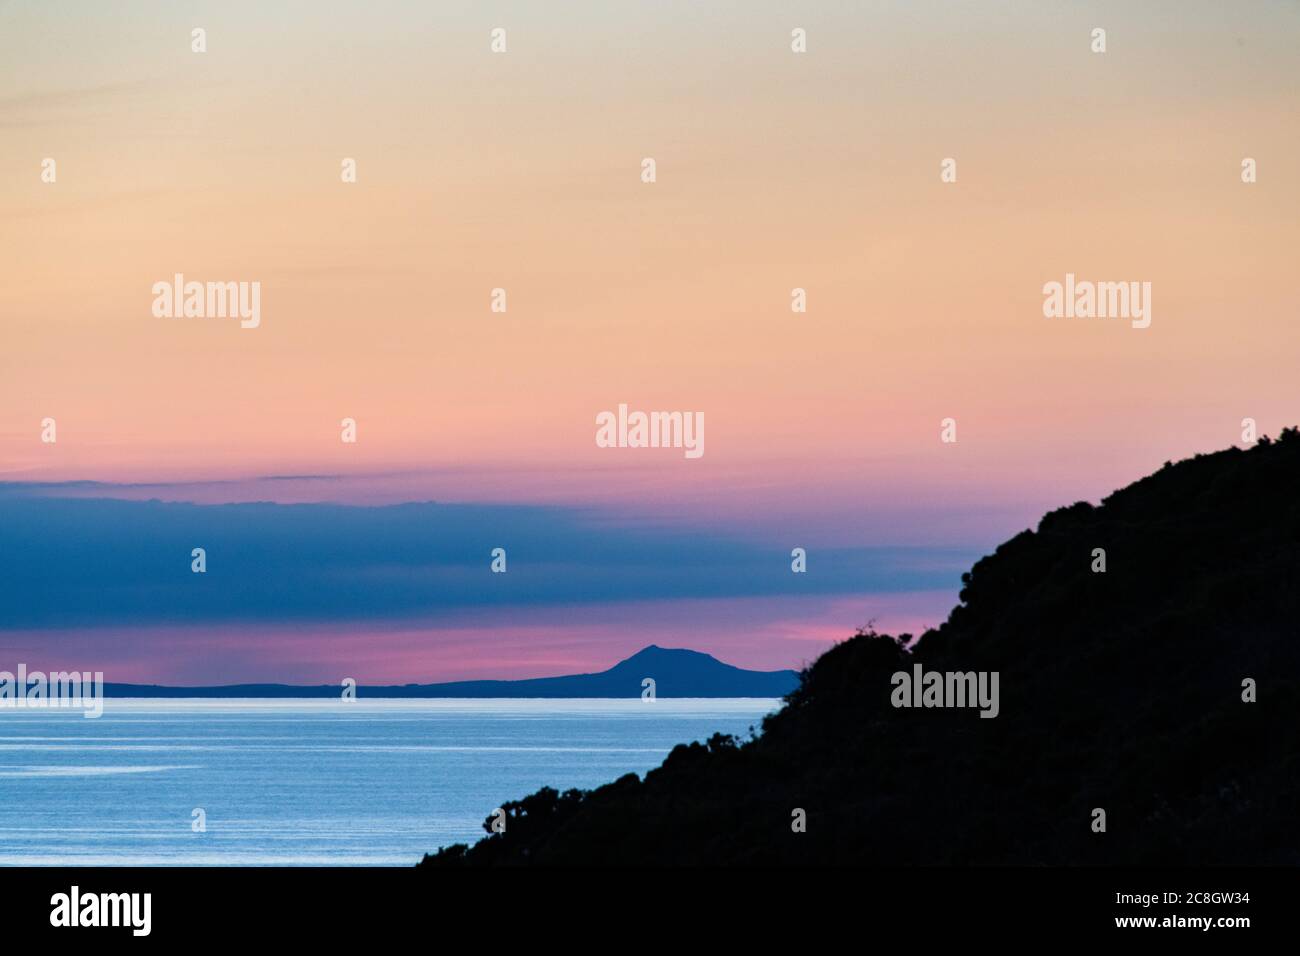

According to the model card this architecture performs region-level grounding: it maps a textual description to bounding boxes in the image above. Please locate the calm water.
[0,698,778,866]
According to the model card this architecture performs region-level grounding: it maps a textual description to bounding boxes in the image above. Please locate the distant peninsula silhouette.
[102,645,798,699]
[421,429,1300,866]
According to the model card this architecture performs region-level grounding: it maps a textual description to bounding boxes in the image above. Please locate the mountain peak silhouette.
[596,644,795,696]
[104,643,797,699]
[422,428,1300,866]
[613,645,720,667]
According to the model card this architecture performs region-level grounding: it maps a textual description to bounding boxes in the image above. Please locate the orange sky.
[4,2,1297,509]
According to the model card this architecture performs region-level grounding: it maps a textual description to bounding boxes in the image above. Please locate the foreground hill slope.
[421,431,1300,865]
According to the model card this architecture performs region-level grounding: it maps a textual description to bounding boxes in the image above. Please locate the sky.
[1,1,1297,682]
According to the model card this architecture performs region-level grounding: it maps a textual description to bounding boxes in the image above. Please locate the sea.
[0,698,779,866]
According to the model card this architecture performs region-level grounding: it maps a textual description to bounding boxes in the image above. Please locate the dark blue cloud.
[0,484,975,629]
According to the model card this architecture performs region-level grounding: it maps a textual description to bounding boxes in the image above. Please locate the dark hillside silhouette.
[421,430,1300,865]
